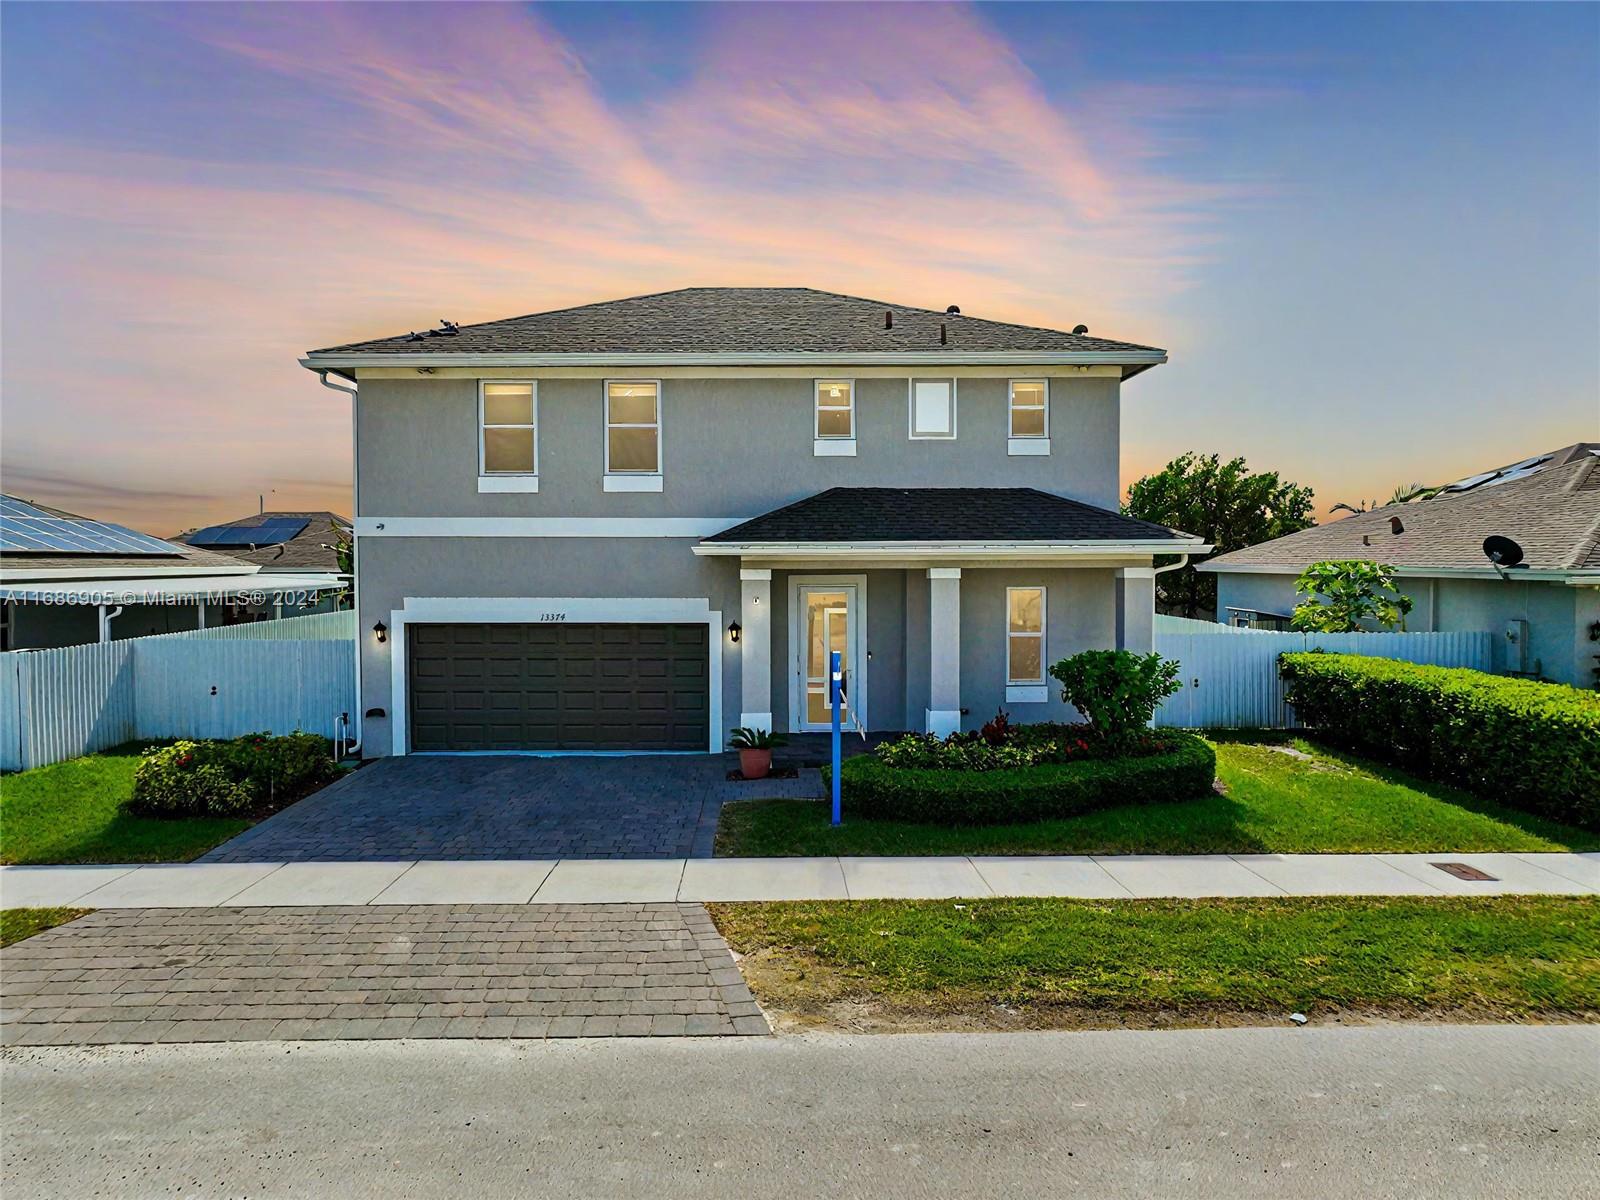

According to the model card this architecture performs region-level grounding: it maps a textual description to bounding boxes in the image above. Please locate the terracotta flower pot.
[738,747,772,780]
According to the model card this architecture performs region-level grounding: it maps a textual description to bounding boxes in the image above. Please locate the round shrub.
[129,742,253,817]
[826,731,1216,825]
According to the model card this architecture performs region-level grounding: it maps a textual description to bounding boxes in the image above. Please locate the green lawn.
[1,907,91,947]
[711,896,1600,1027]
[716,739,1600,856]
[0,746,250,864]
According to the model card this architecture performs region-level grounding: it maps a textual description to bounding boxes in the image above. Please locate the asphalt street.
[3,1025,1595,1198]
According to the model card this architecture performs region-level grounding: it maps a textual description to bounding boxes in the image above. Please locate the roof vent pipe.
[1072,324,1089,335]
[1390,516,1404,535]
[884,310,893,330]
[946,305,960,315]
[939,323,947,345]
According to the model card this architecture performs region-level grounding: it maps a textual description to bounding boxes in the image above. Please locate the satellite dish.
[1483,535,1525,570]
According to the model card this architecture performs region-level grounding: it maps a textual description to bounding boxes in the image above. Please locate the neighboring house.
[176,510,353,616]
[1200,443,1600,688]
[301,286,1209,756]
[0,495,347,650]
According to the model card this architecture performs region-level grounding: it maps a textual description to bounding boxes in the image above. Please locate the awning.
[0,572,348,604]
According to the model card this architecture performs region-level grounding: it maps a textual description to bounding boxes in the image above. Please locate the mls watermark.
[28,589,326,607]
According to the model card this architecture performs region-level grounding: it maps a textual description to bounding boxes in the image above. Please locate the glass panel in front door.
[805,591,850,725]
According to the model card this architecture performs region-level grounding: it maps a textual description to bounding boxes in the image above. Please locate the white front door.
[793,581,863,732]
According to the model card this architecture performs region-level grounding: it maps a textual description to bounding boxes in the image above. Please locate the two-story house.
[302,288,1207,756]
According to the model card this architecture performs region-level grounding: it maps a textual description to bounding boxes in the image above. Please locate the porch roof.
[694,487,1208,558]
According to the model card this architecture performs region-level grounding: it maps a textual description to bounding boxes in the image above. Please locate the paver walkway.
[4,851,1594,908]
[198,755,821,863]
[1,904,768,1047]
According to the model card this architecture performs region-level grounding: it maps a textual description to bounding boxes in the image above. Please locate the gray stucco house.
[302,287,1208,756]
[1200,443,1600,689]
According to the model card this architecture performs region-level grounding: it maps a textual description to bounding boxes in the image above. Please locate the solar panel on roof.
[187,518,309,547]
[0,505,180,556]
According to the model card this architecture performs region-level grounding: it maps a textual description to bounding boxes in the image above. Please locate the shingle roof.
[308,287,1163,359]
[702,487,1195,545]
[177,511,351,572]
[1202,446,1600,574]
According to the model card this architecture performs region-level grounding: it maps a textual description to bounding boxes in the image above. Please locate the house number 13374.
[540,612,567,622]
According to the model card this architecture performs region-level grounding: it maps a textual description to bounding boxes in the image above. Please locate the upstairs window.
[606,381,660,474]
[909,379,956,439]
[815,380,854,439]
[1009,380,1048,439]
[480,382,536,474]
[1006,586,1045,683]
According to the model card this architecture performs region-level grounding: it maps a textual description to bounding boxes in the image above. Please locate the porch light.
[373,621,388,644]
[728,620,742,644]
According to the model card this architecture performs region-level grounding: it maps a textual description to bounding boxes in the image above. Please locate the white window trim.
[908,378,958,439]
[478,380,538,486]
[814,377,857,456]
[1007,379,1050,456]
[1005,585,1047,691]
[604,378,663,485]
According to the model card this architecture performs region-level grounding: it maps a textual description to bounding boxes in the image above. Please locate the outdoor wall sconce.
[728,620,742,644]
[373,621,388,644]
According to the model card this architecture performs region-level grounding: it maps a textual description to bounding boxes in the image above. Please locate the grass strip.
[711,896,1600,1029]
[1,907,91,948]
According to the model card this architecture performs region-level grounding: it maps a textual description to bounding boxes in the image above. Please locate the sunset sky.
[2,1,1596,535]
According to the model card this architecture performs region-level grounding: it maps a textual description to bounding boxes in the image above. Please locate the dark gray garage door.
[408,623,709,752]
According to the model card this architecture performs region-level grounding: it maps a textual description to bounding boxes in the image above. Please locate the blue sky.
[2,1,1595,530]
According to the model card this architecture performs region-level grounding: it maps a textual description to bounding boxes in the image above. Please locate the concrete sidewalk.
[3,851,1594,908]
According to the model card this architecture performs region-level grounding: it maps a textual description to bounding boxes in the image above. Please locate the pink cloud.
[2,2,1258,529]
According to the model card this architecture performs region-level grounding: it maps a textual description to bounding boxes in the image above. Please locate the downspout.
[317,368,362,757]
[1153,553,1191,578]
[97,604,123,644]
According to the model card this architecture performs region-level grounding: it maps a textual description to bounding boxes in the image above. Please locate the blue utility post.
[830,649,843,826]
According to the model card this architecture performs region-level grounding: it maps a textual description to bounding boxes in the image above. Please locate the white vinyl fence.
[1152,626,1495,729]
[1,619,354,771]
[147,610,355,643]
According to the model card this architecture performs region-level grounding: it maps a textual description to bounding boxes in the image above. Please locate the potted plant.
[729,727,787,780]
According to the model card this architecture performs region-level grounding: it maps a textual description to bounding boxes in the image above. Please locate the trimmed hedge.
[1279,653,1600,829]
[825,731,1216,825]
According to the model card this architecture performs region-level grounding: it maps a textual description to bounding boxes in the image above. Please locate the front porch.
[696,487,1207,739]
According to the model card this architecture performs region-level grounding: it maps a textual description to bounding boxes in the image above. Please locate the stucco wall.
[355,537,1126,752]
[354,373,1122,518]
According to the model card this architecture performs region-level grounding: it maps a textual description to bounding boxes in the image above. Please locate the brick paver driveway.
[200,754,820,863]
[1,905,768,1045]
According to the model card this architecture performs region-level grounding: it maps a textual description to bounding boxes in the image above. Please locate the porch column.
[1117,567,1155,653]
[926,567,961,736]
[739,567,773,730]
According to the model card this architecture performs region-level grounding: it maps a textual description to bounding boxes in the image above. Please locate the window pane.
[817,407,853,438]
[1009,635,1042,682]
[608,426,659,472]
[1011,382,1045,407]
[483,426,535,473]
[1008,588,1042,633]
[483,384,533,425]
[1010,406,1046,438]
[914,381,952,434]
[818,381,852,406]
[607,384,657,425]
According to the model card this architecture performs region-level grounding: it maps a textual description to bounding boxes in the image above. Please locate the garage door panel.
[408,621,709,752]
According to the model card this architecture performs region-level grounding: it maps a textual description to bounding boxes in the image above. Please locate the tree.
[1124,453,1316,619]
[1290,560,1414,632]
